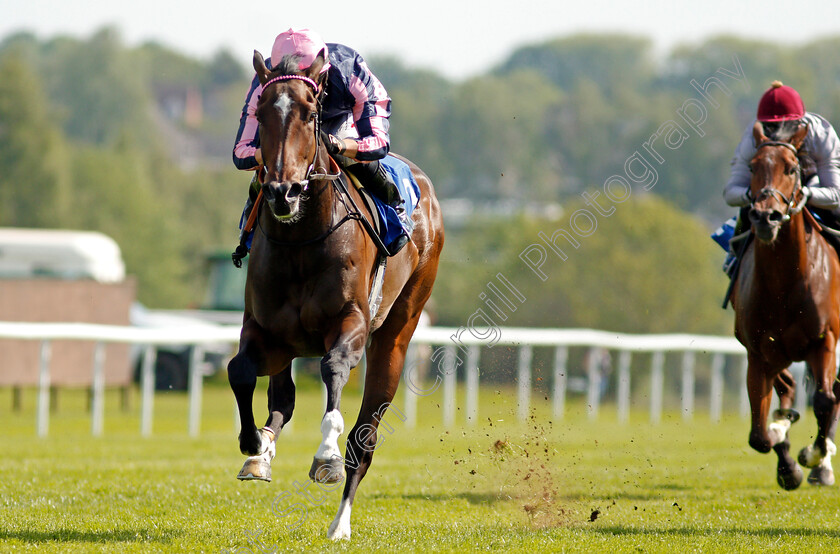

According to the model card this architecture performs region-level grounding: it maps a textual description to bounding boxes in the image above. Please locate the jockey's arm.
[723,126,755,207]
[337,138,359,159]
[806,115,840,210]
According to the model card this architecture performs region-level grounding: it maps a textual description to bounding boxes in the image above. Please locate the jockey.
[232,28,409,261]
[721,81,840,274]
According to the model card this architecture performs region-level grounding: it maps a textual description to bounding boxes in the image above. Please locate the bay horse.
[227,50,444,539]
[731,121,840,489]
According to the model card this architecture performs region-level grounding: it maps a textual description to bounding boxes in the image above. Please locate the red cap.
[756,81,805,122]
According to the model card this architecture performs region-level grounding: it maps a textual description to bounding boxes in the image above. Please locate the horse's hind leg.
[799,339,839,485]
[771,368,803,490]
[310,311,368,485]
[264,367,296,437]
[747,356,803,489]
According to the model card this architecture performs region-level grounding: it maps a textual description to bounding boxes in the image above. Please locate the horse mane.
[762,120,816,179]
[270,54,305,77]
[762,120,800,142]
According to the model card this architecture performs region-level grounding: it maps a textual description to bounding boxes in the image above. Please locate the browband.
[261,74,320,95]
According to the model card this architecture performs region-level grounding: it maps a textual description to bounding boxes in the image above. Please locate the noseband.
[750,141,805,222]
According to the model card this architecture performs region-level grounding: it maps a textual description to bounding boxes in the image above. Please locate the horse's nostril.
[286,183,302,200]
[769,211,784,223]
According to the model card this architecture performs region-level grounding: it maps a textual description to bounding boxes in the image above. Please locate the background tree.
[0,52,72,227]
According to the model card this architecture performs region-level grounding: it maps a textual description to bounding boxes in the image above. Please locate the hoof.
[309,457,345,484]
[772,408,800,425]
[776,462,803,490]
[807,465,835,486]
[237,456,272,481]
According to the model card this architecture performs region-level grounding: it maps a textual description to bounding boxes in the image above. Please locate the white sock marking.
[315,410,344,460]
[327,498,352,540]
[767,418,791,446]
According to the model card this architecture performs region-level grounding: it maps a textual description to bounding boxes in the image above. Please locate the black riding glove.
[320,131,345,156]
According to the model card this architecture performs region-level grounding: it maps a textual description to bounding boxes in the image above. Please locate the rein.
[255,188,362,247]
[750,140,805,222]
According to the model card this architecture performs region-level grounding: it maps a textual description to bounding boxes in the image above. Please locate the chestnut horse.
[227,50,443,539]
[731,121,840,489]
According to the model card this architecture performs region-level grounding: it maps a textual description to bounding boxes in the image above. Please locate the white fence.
[0,322,810,436]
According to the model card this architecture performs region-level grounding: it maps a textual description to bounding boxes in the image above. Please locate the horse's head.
[253,49,328,221]
[747,120,809,243]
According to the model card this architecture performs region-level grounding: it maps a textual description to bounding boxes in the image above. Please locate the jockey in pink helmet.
[232,28,407,261]
[719,81,840,277]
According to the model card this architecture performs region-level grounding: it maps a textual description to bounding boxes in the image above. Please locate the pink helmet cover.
[271,28,331,74]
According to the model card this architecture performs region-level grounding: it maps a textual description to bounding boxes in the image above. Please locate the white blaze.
[274,92,293,123]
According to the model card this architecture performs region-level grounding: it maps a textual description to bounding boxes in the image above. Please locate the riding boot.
[811,207,840,257]
[724,206,752,276]
[346,160,412,255]
[346,160,400,205]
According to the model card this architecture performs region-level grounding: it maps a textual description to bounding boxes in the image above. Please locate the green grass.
[2,379,840,553]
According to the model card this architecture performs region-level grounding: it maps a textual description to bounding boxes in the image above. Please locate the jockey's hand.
[801,185,812,203]
[320,131,346,156]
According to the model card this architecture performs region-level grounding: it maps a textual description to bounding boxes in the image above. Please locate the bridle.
[258,73,340,189]
[254,73,363,247]
[749,140,805,222]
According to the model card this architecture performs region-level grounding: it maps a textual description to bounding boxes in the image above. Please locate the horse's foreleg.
[746,356,802,489]
[747,357,778,453]
[229,321,263,456]
[229,320,289,482]
[327,315,415,541]
[310,312,368,486]
[770,369,801,442]
[799,337,839,485]
[771,368,803,489]
[235,365,296,482]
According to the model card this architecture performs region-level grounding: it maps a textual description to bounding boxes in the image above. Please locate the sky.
[1,0,839,79]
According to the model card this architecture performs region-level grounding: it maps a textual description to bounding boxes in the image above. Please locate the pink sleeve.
[347,60,391,160]
[232,76,264,170]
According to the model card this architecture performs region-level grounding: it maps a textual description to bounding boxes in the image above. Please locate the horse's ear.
[753,121,768,145]
[253,50,271,85]
[790,122,809,150]
[305,49,327,81]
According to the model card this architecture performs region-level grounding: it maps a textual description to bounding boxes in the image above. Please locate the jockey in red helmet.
[719,81,840,276]
[724,81,840,212]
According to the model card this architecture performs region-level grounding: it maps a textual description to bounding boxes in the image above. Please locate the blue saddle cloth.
[711,216,737,252]
[372,156,420,249]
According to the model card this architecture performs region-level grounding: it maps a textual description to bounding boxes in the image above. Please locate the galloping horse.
[227,50,443,539]
[731,121,840,489]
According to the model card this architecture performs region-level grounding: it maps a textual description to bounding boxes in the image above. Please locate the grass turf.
[1,377,840,553]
